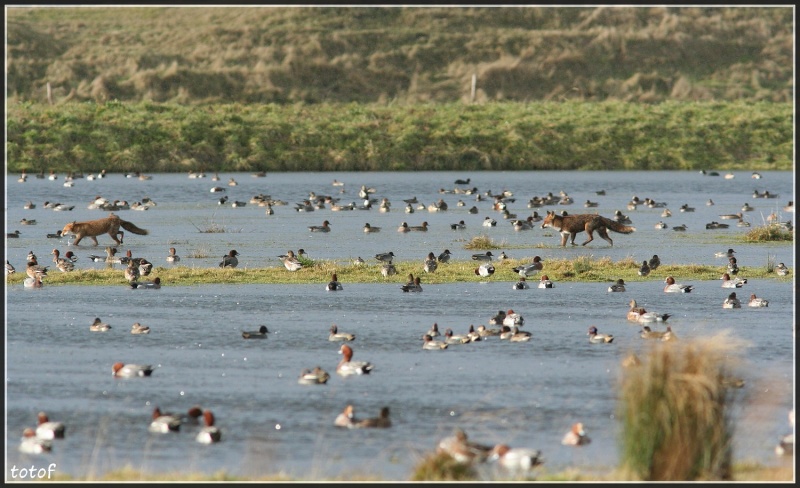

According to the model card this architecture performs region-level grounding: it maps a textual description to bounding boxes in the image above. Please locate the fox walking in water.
[541,211,635,247]
[61,213,148,246]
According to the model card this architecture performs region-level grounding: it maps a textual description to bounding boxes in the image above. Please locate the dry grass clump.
[410,452,478,481]
[617,332,750,481]
[463,234,504,250]
[743,224,793,242]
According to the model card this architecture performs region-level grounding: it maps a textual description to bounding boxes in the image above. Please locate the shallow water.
[4,170,796,481]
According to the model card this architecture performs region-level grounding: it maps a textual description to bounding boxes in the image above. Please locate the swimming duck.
[476,325,501,337]
[664,276,694,293]
[309,220,331,232]
[23,274,44,288]
[337,344,373,376]
[46,230,63,239]
[741,203,754,212]
[423,252,438,273]
[465,325,482,342]
[401,276,423,292]
[654,221,667,229]
[437,249,452,263]
[166,247,180,262]
[408,221,429,232]
[7,230,21,238]
[488,443,543,472]
[298,366,331,385]
[475,263,495,278]
[747,294,769,307]
[587,326,614,343]
[720,273,746,288]
[608,279,626,293]
[512,277,530,290]
[19,428,52,454]
[513,256,543,277]
[672,224,687,231]
[363,223,381,233]
[130,322,151,334]
[242,325,269,339]
[444,328,470,345]
[614,210,632,224]
[537,275,554,288]
[329,324,355,341]
[90,317,112,332]
[502,310,524,327]
[638,260,651,276]
[36,412,65,440]
[508,326,532,342]
[196,410,222,444]
[640,325,667,339]
[149,407,181,433]
[627,299,671,323]
[775,263,789,276]
[130,277,161,289]
[334,404,358,428]
[436,428,493,464]
[722,292,742,309]
[112,362,153,377]
[219,249,239,268]
[423,334,449,350]
[355,407,392,429]
[20,218,37,225]
[661,208,672,218]
[425,322,441,337]
[472,251,494,262]
[705,221,729,229]
[483,217,498,227]
[679,203,695,212]
[326,273,343,291]
[561,422,591,446]
[489,310,507,326]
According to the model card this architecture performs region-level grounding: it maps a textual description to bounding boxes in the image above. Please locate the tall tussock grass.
[617,333,749,481]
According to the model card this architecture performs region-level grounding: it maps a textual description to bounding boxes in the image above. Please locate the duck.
[195,410,222,444]
[775,263,789,276]
[425,322,441,337]
[562,422,591,446]
[512,216,535,231]
[397,222,411,233]
[638,260,651,276]
[747,294,769,307]
[679,203,695,212]
[26,257,49,280]
[775,410,794,457]
[23,273,44,288]
[627,299,671,323]
[722,292,742,309]
[648,255,661,270]
[444,328,470,345]
[720,273,746,288]
[7,230,21,238]
[51,249,75,272]
[664,276,694,293]
[661,208,672,218]
[537,275,554,288]
[166,247,180,262]
[654,221,667,229]
[513,256,543,277]
[608,279,626,293]
[149,407,181,434]
[326,273,344,291]
[242,325,269,339]
[640,325,667,339]
[614,210,632,224]
[219,249,239,268]
[355,407,392,428]
[715,248,736,258]
[423,252,438,273]
[508,326,532,342]
[280,250,303,271]
[381,263,397,277]
[6,260,16,276]
[436,428,493,464]
[329,324,355,341]
[727,256,740,275]
[124,260,140,283]
[408,221,429,232]
[20,218,37,225]
[472,251,494,262]
[741,202,754,212]
[46,230,63,239]
[337,344,373,376]
[488,444,543,472]
[497,251,510,261]
[89,317,112,332]
[400,276,423,292]
[374,251,395,264]
[587,326,614,343]
[475,263,495,278]
[437,249,452,263]
[672,224,687,231]
[130,322,151,334]
[502,309,524,327]
[112,362,154,377]
[482,217,498,227]
[19,428,52,454]
[362,223,381,233]
[334,404,358,428]
[476,324,501,337]
[35,412,65,440]
[309,220,331,232]
[130,277,161,289]
[450,220,467,231]
[422,334,449,350]
[298,366,331,385]
[705,221,729,229]
[466,325,482,342]
[512,277,530,290]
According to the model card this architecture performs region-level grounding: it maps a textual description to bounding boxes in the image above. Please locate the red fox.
[541,211,635,246]
[62,213,148,246]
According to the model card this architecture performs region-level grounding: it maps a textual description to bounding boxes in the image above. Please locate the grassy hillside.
[6,6,793,105]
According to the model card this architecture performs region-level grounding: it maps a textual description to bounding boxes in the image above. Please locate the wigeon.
[489,310,506,326]
[401,277,423,292]
[335,404,357,428]
[748,294,769,307]
[477,325,501,337]
[512,277,530,290]
[488,443,543,471]
[219,249,239,268]
[51,249,75,272]
[497,251,510,260]
[7,230,21,238]
[705,221,729,229]
[437,249,452,263]
[513,256,543,277]
[309,220,331,232]
[423,252,438,273]
[507,326,531,342]
[425,323,441,337]
[472,251,493,262]
[664,276,694,293]
[436,428,493,464]
[280,250,303,271]
[46,230,63,239]
[397,222,410,232]
[148,407,181,433]
[6,260,16,275]
[475,263,495,278]
[404,203,415,213]
[326,273,343,291]
[466,325,482,342]
[775,409,794,457]
[124,260,140,283]
[23,275,44,288]
[355,406,392,428]
[608,279,626,292]
[648,254,661,270]
[502,310,524,327]
[587,326,614,344]
[298,366,331,385]
[679,203,695,212]
[512,216,535,231]
[329,324,355,341]
[130,277,161,289]
[242,325,269,339]
[654,221,667,229]
[482,217,497,227]
[353,256,365,266]
[723,292,742,309]
[627,299,671,323]
[499,325,515,340]
[363,223,381,233]
[775,263,789,276]
[183,406,204,425]
[19,428,52,454]
[641,325,667,339]
[450,220,467,230]
[196,410,222,444]
[112,362,154,377]
[538,275,554,288]
[638,260,651,276]
[444,328,470,345]
[408,221,429,232]
[131,322,151,334]
[720,273,746,288]
[741,202,754,212]
[562,422,590,446]
[672,224,687,231]
[423,334,449,350]
[381,263,397,277]
[90,317,112,332]
[337,344,373,376]
[375,251,395,264]
[36,412,65,440]
[727,256,739,275]
[166,247,180,262]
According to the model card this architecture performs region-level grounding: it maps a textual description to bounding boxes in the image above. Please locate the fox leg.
[598,227,614,246]
[581,226,594,245]
[89,235,99,246]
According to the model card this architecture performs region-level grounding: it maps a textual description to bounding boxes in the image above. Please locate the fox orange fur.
[62,213,148,246]
[541,211,635,247]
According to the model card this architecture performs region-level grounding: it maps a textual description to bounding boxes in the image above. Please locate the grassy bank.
[7,257,793,287]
